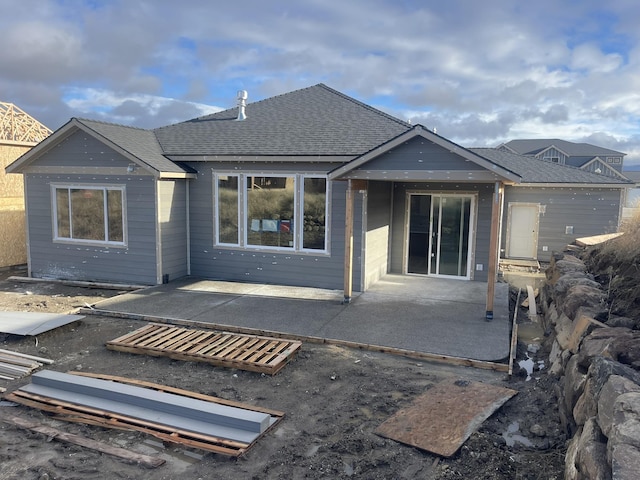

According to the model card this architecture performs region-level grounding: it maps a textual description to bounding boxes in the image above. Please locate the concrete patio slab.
[92,274,511,363]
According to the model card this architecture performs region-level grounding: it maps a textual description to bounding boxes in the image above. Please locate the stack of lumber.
[5,371,284,456]
[0,349,53,389]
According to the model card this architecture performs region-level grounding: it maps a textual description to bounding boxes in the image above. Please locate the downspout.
[485,181,503,320]
[343,179,354,303]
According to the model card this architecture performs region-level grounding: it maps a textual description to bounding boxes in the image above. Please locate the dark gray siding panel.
[25,173,158,284]
[363,181,391,289]
[503,186,622,259]
[185,163,356,291]
[358,137,475,172]
[389,182,494,282]
[34,131,130,168]
[158,180,188,282]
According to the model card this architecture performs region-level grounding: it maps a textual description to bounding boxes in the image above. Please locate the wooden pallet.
[4,371,284,457]
[106,323,302,375]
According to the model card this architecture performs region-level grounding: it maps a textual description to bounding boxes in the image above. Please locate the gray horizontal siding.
[25,173,158,284]
[158,180,188,282]
[35,131,130,168]
[389,182,493,281]
[363,181,391,289]
[357,137,474,172]
[502,186,622,259]
[184,163,357,291]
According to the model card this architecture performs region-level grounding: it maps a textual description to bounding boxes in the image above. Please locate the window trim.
[51,184,127,247]
[213,172,330,254]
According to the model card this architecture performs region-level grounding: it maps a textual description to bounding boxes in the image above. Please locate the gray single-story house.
[6,84,631,315]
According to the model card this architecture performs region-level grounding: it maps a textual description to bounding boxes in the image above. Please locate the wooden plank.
[508,288,521,377]
[485,182,502,319]
[106,324,301,375]
[375,380,517,457]
[526,285,537,318]
[0,348,54,364]
[0,414,165,468]
[574,232,623,247]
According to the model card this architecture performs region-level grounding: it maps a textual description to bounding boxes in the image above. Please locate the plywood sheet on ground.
[0,312,83,335]
[375,380,517,457]
[106,323,301,375]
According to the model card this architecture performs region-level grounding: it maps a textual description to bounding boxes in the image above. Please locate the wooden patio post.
[486,181,503,320]
[343,179,354,303]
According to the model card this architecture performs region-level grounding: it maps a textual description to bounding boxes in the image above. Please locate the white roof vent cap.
[236,90,248,121]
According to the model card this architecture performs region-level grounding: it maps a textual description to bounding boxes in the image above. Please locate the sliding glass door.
[407,194,473,278]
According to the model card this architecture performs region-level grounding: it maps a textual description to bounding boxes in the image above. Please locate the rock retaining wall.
[542,253,640,479]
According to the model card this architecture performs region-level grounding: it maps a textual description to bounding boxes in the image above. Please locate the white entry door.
[506,203,539,259]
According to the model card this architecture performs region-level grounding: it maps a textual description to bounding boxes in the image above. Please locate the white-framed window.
[52,184,126,246]
[544,156,560,163]
[606,156,622,164]
[213,173,328,253]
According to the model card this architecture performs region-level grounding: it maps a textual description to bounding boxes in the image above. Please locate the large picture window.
[53,185,125,245]
[214,173,328,252]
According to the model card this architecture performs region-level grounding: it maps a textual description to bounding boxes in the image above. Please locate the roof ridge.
[316,83,411,128]
[75,117,151,132]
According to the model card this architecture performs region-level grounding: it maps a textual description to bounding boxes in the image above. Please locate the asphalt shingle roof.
[470,148,631,185]
[76,118,191,173]
[154,84,412,156]
[502,138,625,157]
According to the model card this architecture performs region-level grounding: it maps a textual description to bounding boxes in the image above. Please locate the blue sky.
[2,0,640,167]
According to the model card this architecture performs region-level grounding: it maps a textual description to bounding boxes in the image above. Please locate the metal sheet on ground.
[0,312,84,335]
[375,380,517,457]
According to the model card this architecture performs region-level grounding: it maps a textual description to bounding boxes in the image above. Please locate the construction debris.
[5,371,284,457]
[107,323,302,375]
[0,311,84,336]
[0,348,52,384]
[0,413,165,468]
[375,380,517,457]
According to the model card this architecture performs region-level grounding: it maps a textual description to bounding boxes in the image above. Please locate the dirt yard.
[0,271,565,480]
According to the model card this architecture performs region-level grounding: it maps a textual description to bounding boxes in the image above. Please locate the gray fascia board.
[512,182,629,188]
[27,371,270,437]
[335,169,513,182]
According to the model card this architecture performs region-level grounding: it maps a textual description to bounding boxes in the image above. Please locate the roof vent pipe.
[236,90,248,121]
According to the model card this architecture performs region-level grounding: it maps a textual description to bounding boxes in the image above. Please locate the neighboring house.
[497,138,627,179]
[622,171,640,220]
[5,85,631,308]
[0,102,52,268]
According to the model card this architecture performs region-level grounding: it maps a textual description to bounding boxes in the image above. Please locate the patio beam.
[485,181,503,320]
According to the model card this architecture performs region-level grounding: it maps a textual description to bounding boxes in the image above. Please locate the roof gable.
[329,125,521,182]
[502,139,625,158]
[155,84,411,157]
[6,118,194,177]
